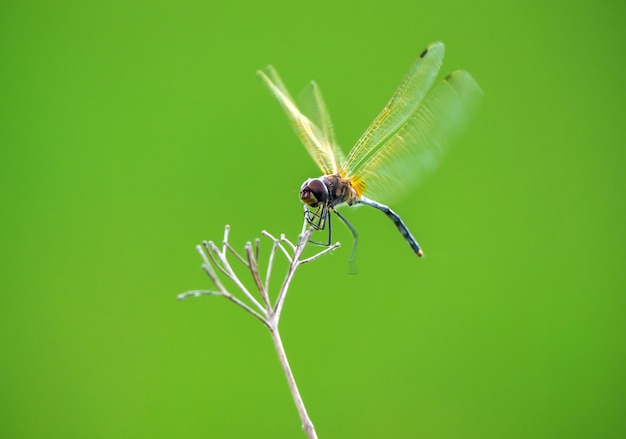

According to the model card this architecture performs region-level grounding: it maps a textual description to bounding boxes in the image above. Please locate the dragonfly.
[258,42,481,264]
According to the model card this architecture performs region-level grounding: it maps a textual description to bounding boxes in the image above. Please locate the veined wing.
[339,42,445,178]
[297,80,345,167]
[258,65,342,175]
[350,70,482,203]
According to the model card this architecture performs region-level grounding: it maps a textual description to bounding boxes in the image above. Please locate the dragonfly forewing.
[258,66,342,175]
[339,41,446,178]
[297,80,345,168]
[351,69,483,203]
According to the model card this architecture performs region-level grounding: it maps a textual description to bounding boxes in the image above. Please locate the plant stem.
[270,325,318,439]
[182,226,340,438]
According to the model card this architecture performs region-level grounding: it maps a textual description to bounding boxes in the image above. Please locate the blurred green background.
[1,0,624,437]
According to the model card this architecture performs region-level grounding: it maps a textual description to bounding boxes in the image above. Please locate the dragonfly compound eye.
[300,178,329,207]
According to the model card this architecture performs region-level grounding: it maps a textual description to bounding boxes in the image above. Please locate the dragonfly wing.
[339,42,445,177]
[258,65,341,174]
[352,70,482,203]
[297,80,346,167]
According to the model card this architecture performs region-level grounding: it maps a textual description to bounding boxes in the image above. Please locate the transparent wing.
[258,65,342,175]
[350,70,483,203]
[339,42,445,177]
[297,81,346,166]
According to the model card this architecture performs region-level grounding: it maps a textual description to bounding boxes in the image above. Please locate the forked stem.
[180,225,339,439]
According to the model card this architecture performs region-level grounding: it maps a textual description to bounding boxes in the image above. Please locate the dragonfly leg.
[359,197,424,257]
[332,208,359,273]
[304,204,327,230]
[306,205,332,247]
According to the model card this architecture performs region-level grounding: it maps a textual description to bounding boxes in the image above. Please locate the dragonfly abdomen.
[359,196,424,257]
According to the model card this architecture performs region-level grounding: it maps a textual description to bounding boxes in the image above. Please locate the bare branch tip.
[263,230,279,243]
[178,290,223,300]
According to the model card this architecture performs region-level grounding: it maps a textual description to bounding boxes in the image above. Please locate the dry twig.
[180,225,340,439]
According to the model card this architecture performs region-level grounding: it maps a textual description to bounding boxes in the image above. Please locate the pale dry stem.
[179,225,340,439]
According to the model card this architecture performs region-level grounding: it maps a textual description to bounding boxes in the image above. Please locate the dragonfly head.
[300,178,329,208]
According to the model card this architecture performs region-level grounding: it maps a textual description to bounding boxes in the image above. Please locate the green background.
[1,1,624,438]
